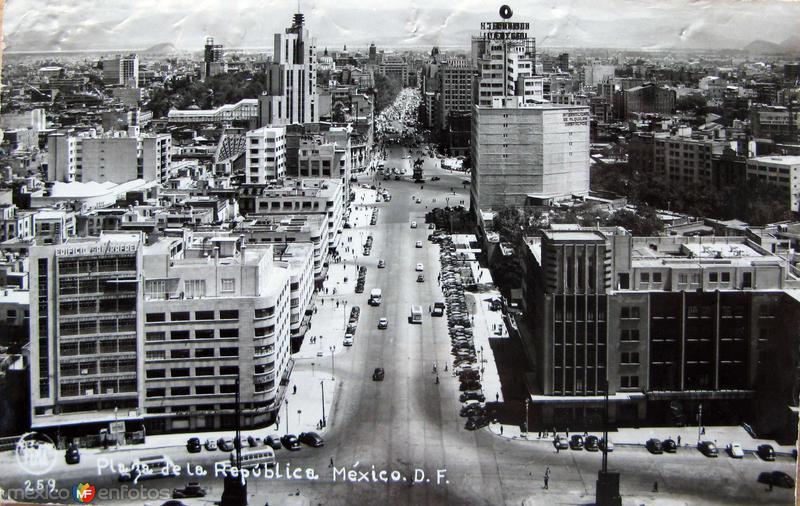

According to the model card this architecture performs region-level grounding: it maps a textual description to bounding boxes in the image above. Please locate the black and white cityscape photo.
[1,1,800,504]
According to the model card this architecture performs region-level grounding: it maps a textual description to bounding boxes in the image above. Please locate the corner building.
[142,237,291,432]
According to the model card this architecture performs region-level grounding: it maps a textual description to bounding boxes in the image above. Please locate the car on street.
[217,437,235,452]
[460,391,485,403]
[172,483,206,499]
[378,259,386,268]
[662,438,677,453]
[646,438,663,454]
[264,435,282,450]
[247,436,262,448]
[415,240,423,248]
[727,442,745,458]
[553,436,569,450]
[698,440,719,457]
[416,263,424,272]
[343,334,354,346]
[432,302,445,317]
[465,416,490,431]
[585,435,599,452]
[204,439,217,451]
[757,444,776,461]
[411,221,417,228]
[378,317,388,329]
[280,434,301,451]
[417,274,425,283]
[599,438,614,452]
[459,380,481,391]
[758,471,795,489]
[431,176,440,181]
[298,432,325,448]
[372,367,385,381]
[569,435,584,450]
[186,437,202,453]
[460,401,486,418]
[161,501,188,506]
[416,198,422,204]
[65,444,80,465]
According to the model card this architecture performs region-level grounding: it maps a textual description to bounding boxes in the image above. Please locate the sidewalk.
[486,421,797,454]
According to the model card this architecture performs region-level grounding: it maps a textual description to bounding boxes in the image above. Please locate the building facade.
[746,156,800,213]
[245,126,287,183]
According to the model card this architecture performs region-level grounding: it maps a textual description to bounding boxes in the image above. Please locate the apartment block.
[141,236,291,432]
[746,156,800,213]
[102,54,139,87]
[470,99,590,212]
[245,126,287,183]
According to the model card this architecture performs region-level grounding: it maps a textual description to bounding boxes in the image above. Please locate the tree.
[607,207,664,236]
[373,73,402,113]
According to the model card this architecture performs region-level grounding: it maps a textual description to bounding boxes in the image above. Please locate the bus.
[231,448,276,469]
[118,455,176,482]
[410,305,423,324]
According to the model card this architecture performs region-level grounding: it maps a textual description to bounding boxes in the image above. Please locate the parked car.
[186,437,202,453]
[727,442,745,458]
[758,471,795,488]
[247,436,262,448]
[662,438,677,453]
[65,444,80,465]
[344,334,354,347]
[584,435,599,452]
[553,436,569,450]
[280,434,301,451]
[646,438,664,454]
[459,380,482,391]
[298,432,324,448]
[217,437,235,452]
[569,435,584,450]
[264,435,282,450]
[372,368,385,381]
[172,483,206,499]
[204,439,217,451]
[465,416,490,431]
[460,401,486,418]
[460,391,485,403]
[599,438,614,452]
[698,440,719,457]
[757,444,776,461]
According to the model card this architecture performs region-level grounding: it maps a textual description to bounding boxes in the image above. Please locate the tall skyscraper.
[471,8,536,106]
[203,37,225,80]
[258,12,318,127]
[102,54,139,87]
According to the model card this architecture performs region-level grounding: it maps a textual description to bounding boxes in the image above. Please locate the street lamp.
[320,380,327,428]
[342,301,349,331]
[284,399,289,434]
[330,345,336,381]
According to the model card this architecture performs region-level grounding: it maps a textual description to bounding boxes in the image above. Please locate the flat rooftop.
[749,155,800,165]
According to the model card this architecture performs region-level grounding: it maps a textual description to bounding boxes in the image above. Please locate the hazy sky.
[4,0,800,51]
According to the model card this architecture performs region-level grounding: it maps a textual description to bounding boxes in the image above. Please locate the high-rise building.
[258,13,318,127]
[470,98,591,211]
[29,233,145,431]
[521,227,800,436]
[368,43,377,64]
[436,58,475,133]
[377,56,410,87]
[102,54,139,87]
[746,155,800,212]
[203,37,225,80]
[245,126,287,183]
[47,132,172,184]
[621,83,676,118]
[471,11,536,106]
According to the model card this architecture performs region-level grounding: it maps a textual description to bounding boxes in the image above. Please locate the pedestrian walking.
[566,428,570,437]
[293,385,297,395]
[677,435,681,446]
[496,392,500,402]
[329,457,334,468]
[444,364,448,371]
[653,481,658,493]
[435,375,439,384]
[544,475,549,490]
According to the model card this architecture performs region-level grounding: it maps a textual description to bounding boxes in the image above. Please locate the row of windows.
[146,383,239,398]
[146,309,239,322]
[145,328,240,341]
[145,348,239,360]
[60,338,136,355]
[61,378,137,397]
[146,364,239,378]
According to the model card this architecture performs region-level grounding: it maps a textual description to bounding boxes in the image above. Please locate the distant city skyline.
[4,0,800,53]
